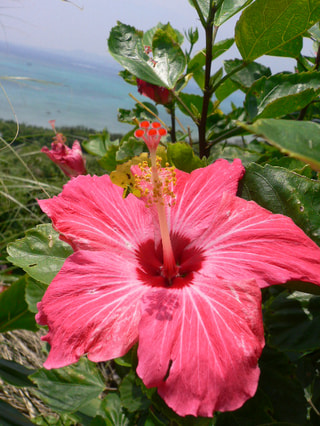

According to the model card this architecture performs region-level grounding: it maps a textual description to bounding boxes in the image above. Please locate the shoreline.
[0,118,123,145]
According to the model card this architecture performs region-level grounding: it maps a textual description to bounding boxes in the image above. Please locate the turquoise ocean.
[0,43,242,134]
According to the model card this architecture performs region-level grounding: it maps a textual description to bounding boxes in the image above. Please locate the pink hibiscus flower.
[41,120,86,178]
[36,122,320,417]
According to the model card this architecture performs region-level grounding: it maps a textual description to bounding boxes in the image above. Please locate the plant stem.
[189,0,206,27]
[169,105,176,142]
[208,126,247,147]
[315,44,320,70]
[298,45,320,120]
[198,5,217,158]
[172,92,199,124]
[211,61,248,93]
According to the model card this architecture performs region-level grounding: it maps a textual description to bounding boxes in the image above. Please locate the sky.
[0,0,313,131]
[0,0,307,72]
[1,0,207,62]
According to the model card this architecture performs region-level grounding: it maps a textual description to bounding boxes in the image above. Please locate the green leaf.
[188,0,211,21]
[0,276,37,333]
[224,59,271,91]
[265,290,320,352]
[90,416,107,426]
[119,371,151,413]
[99,393,131,426]
[118,69,138,86]
[308,22,320,43]
[108,22,186,89]
[116,138,145,162]
[30,358,105,413]
[83,133,119,157]
[187,39,234,89]
[7,224,73,285]
[32,412,81,425]
[143,23,184,47]
[0,399,34,426]
[268,156,314,178]
[152,29,187,88]
[167,143,205,172]
[259,347,307,423]
[98,144,119,174]
[25,276,47,313]
[239,119,320,171]
[235,0,320,60]
[238,163,320,246]
[0,359,35,387]
[214,0,253,26]
[215,78,239,102]
[114,351,133,368]
[177,93,215,118]
[77,398,102,419]
[245,71,320,120]
[209,144,262,166]
[118,102,158,125]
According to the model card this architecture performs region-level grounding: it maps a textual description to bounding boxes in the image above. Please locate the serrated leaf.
[30,358,105,414]
[108,22,186,89]
[143,23,184,47]
[0,276,37,333]
[239,119,320,171]
[167,142,205,172]
[214,0,254,26]
[235,0,320,60]
[238,163,320,246]
[224,59,271,91]
[7,224,72,285]
[245,71,320,120]
[119,371,151,413]
[116,138,145,162]
[0,359,35,387]
[268,156,314,178]
[209,144,262,165]
[32,412,80,425]
[99,393,131,426]
[188,0,211,20]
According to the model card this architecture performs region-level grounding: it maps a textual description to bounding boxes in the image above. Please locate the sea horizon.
[0,42,243,134]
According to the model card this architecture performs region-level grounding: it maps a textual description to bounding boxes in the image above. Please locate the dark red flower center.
[136,233,205,288]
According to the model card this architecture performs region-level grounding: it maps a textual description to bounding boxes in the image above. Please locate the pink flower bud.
[136,78,173,105]
[41,122,87,178]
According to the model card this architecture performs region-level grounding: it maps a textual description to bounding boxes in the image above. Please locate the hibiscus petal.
[196,192,320,288]
[137,277,264,417]
[36,249,148,369]
[38,175,153,252]
[170,159,245,239]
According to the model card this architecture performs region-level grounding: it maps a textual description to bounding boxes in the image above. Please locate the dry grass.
[0,329,121,424]
[0,329,57,421]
